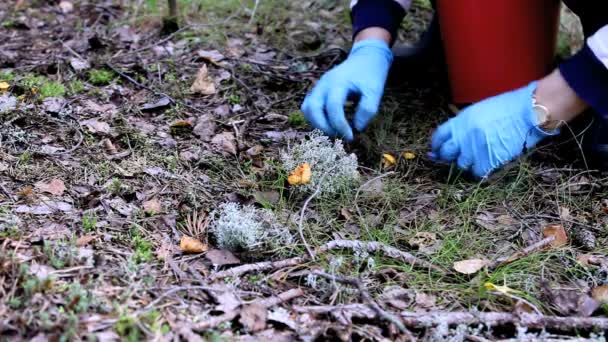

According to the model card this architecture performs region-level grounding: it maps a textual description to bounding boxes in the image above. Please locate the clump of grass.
[131,230,153,264]
[68,79,85,95]
[0,71,14,82]
[209,202,293,253]
[88,69,115,85]
[82,213,97,233]
[281,129,359,195]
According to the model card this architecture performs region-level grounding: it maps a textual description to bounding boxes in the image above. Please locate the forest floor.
[1,1,608,341]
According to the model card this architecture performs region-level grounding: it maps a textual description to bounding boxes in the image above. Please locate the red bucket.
[436,0,561,104]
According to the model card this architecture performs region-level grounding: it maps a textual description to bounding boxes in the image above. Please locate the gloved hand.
[430,82,558,178]
[301,39,393,141]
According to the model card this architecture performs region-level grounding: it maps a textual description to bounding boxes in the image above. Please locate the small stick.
[318,239,443,272]
[193,288,304,331]
[492,236,555,268]
[400,311,608,331]
[298,165,340,260]
[210,256,305,281]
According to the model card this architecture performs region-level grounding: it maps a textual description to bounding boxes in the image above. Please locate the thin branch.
[318,239,444,273]
[210,257,305,281]
[492,236,555,268]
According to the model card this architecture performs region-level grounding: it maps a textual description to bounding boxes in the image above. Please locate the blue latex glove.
[430,82,559,178]
[301,39,393,141]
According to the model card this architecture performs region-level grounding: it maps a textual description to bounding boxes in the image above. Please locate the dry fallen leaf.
[143,198,162,215]
[35,178,66,196]
[382,153,396,168]
[190,64,216,95]
[239,304,268,332]
[76,235,97,247]
[58,1,74,13]
[179,236,208,253]
[543,224,568,247]
[408,232,441,255]
[453,258,489,275]
[287,163,311,186]
[592,285,608,303]
[170,120,194,136]
[211,132,237,156]
[205,249,240,266]
[81,119,111,134]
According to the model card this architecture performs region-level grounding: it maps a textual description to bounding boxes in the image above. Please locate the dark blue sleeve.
[350,0,406,44]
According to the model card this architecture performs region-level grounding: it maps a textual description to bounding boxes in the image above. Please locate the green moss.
[88,69,115,85]
[38,81,66,99]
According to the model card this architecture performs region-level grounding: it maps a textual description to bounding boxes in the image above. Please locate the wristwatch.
[532,94,563,131]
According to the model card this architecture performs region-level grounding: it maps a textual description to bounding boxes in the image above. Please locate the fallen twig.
[492,236,555,268]
[400,311,608,331]
[193,288,304,331]
[295,306,608,332]
[210,256,305,281]
[318,240,443,273]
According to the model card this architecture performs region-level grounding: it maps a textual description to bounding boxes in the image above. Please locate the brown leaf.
[190,64,216,95]
[197,49,225,62]
[143,198,162,215]
[58,1,74,13]
[35,178,66,196]
[453,258,489,275]
[216,291,241,312]
[156,240,173,261]
[408,232,441,255]
[592,285,608,303]
[17,185,35,201]
[414,292,436,309]
[192,114,216,141]
[211,132,237,155]
[81,119,111,134]
[76,235,97,247]
[543,225,568,247]
[543,283,600,316]
[170,120,194,136]
[206,249,240,266]
[239,304,268,332]
[179,236,208,253]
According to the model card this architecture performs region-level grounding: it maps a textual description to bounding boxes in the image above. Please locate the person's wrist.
[534,69,589,125]
[354,27,391,44]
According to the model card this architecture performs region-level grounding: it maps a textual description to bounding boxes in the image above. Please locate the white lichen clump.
[281,130,359,194]
[209,202,292,253]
